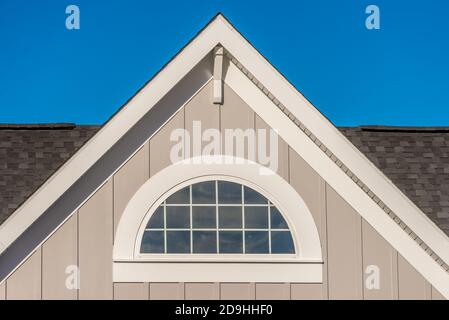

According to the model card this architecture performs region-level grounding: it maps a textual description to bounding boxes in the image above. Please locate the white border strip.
[113,262,322,283]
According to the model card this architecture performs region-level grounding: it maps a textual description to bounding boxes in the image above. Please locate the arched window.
[140,180,295,255]
[113,156,322,283]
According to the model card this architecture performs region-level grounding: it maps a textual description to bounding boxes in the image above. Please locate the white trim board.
[114,262,322,283]
[0,14,448,297]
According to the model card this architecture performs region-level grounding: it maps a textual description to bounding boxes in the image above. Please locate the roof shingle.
[341,126,449,236]
[0,124,99,225]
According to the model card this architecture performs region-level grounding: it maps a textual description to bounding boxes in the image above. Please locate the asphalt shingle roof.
[0,124,448,236]
[341,126,449,235]
[0,124,99,224]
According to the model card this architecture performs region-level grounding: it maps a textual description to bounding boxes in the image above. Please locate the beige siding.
[255,283,290,300]
[432,286,446,300]
[289,150,325,238]
[291,284,325,300]
[6,249,41,300]
[150,110,184,177]
[0,281,5,300]
[42,215,78,300]
[220,84,255,158]
[362,219,398,300]
[398,254,431,300]
[220,283,255,300]
[113,142,150,234]
[326,185,363,299]
[149,283,184,300]
[220,84,254,130]
[185,283,219,300]
[114,283,149,300]
[185,81,220,155]
[289,149,328,298]
[78,180,113,300]
[255,115,289,180]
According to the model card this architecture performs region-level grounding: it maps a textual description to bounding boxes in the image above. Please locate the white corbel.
[213,45,224,104]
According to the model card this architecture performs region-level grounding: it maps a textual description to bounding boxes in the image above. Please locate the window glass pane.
[140,180,296,256]
[192,206,216,229]
[245,231,269,253]
[193,231,217,253]
[141,231,164,253]
[219,206,242,229]
[270,207,289,229]
[166,186,190,204]
[218,181,242,204]
[192,181,216,204]
[244,186,267,204]
[271,231,295,254]
[244,206,269,229]
[166,231,190,253]
[166,206,190,228]
[146,206,164,229]
[219,231,243,253]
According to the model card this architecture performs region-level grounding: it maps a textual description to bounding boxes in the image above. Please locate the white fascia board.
[114,262,322,283]
[0,18,222,255]
[214,17,449,263]
[224,62,449,299]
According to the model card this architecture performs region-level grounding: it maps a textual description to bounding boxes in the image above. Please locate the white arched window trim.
[113,156,323,283]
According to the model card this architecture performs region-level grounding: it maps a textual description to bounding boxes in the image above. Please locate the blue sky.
[0,0,448,126]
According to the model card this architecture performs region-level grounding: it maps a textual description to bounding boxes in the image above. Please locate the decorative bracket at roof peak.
[213,45,224,105]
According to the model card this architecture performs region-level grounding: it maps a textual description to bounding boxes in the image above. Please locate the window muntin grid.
[140,180,295,254]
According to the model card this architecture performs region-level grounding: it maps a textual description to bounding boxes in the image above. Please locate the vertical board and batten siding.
[42,215,78,300]
[150,109,184,177]
[325,183,364,299]
[113,283,149,300]
[361,219,398,300]
[289,148,327,300]
[255,283,290,300]
[255,115,289,181]
[1,80,445,300]
[398,254,431,300]
[432,287,446,300]
[0,280,5,299]
[78,180,113,300]
[220,283,255,300]
[113,142,150,234]
[220,83,255,160]
[6,248,42,300]
[149,283,185,300]
[185,81,220,156]
[185,283,220,300]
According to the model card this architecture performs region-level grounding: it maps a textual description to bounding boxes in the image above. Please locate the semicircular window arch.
[140,180,296,255]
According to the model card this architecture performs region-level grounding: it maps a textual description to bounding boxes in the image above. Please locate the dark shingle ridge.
[346,125,449,133]
[0,123,100,130]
